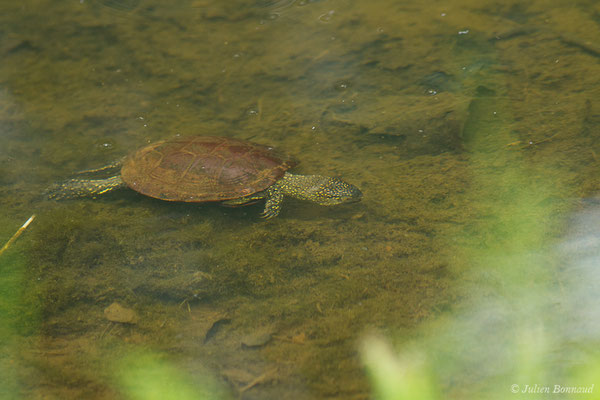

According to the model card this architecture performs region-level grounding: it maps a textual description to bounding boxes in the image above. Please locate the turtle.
[48,135,362,219]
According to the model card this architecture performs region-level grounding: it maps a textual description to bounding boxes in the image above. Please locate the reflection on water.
[1,0,600,398]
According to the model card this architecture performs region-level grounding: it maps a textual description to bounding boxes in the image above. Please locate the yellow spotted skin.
[46,176,126,200]
[222,172,362,218]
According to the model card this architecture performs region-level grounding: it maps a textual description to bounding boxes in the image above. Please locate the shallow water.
[1,0,600,399]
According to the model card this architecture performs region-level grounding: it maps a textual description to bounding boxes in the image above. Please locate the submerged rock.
[104,302,138,324]
[241,332,272,349]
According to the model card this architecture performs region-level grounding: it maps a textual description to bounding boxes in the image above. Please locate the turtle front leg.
[261,185,284,219]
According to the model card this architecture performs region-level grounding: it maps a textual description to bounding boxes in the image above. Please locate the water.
[1,0,600,398]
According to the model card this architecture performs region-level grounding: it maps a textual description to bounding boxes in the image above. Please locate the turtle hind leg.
[46,175,126,200]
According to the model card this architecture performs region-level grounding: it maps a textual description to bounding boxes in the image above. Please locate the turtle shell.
[120,136,297,202]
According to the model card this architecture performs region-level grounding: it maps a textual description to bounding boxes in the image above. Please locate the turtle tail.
[45,176,126,200]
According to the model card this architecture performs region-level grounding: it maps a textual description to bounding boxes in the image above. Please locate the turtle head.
[312,176,363,205]
[280,174,362,206]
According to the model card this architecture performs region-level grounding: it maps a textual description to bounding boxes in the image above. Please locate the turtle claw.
[260,187,283,220]
[260,209,276,220]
